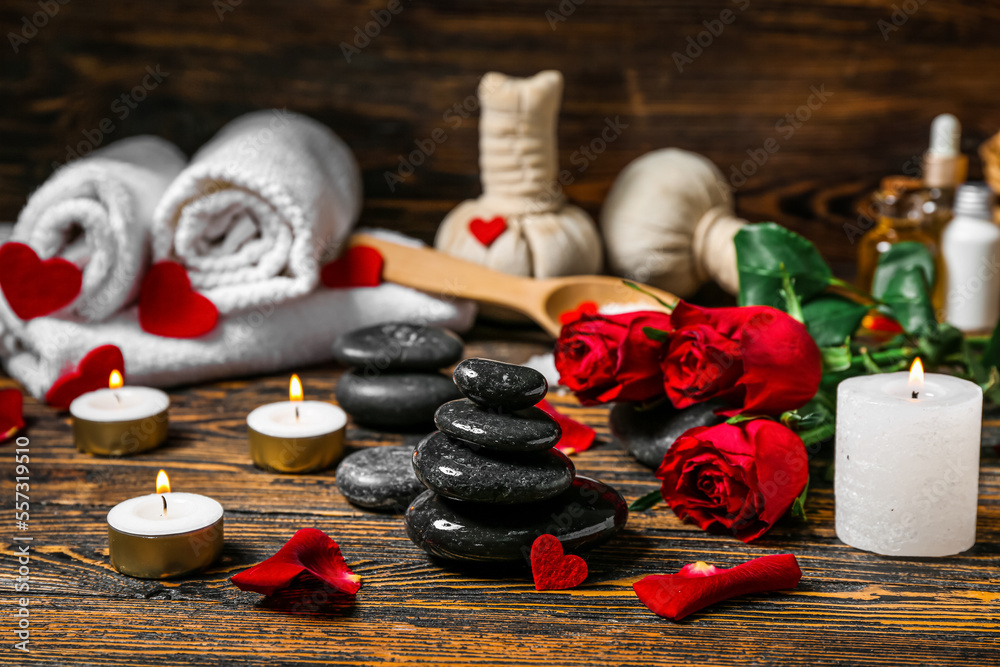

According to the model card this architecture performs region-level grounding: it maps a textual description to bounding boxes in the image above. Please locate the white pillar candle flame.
[909,357,924,399]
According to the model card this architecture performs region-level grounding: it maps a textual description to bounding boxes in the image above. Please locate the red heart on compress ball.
[530,534,588,591]
[138,261,219,338]
[469,216,507,247]
[0,242,82,320]
[45,344,125,410]
[321,245,384,289]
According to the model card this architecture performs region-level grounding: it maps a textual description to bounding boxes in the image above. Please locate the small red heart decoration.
[321,245,384,289]
[0,242,82,320]
[469,216,507,247]
[138,261,219,338]
[530,534,588,591]
[0,388,25,442]
[45,344,125,410]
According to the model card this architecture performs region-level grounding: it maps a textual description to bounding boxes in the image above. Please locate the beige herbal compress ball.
[600,148,747,298]
[435,70,603,278]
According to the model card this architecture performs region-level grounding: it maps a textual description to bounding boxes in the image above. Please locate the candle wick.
[113,391,121,406]
[161,495,167,517]
[295,405,299,421]
[912,390,919,399]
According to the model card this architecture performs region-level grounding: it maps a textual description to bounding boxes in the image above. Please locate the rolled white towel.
[153,109,362,315]
[8,136,186,322]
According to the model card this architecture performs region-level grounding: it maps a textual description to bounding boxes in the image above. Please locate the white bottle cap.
[954,182,995,221]
[929,114,961,157]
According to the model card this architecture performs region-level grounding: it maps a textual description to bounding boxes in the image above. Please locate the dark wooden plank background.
[3,0,1000,274]
[2,334,999,666]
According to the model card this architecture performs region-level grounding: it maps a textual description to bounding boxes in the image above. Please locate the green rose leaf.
[871,242,935,299]
[801,295,871,347]
[735,223,833,309]
[877,268,936,335]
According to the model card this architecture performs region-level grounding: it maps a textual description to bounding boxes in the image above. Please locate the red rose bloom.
[555,310,672,405]
[662,302,821,416]
[655,420,808,542]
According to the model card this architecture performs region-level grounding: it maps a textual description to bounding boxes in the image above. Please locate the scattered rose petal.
[45,345,125,410]
[468,216,507,247]
[0,242,82,320]
[633,553,802,621]
[863,312,904,334]
[559,300,598,326]
[538,399,596,456]
[0,389,24,442]
[321,245,384,289]
[531,534,588,591]
[138,261,219,338]
[231,528,361,597]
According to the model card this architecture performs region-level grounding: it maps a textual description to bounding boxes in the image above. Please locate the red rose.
[661,302,821,416]
[555,310,672,405]
[655,420,808,542]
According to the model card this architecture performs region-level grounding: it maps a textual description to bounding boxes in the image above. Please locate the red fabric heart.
[633,554,802,621]
[0,242,82,320]
[530,534,588,591]
[138,261,219,338]
[0,388,25,442]
[45,344,125,410]
[321,246,384,289]
[538,399,596,456]
[469,216,507,247]
[231,528,361,597]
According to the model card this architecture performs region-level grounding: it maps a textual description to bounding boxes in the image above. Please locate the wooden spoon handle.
[348,233,539,312]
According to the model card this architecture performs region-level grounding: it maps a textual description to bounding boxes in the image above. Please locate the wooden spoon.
[349,233,678,337]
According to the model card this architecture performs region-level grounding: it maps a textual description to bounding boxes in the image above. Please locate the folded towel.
[7,136,186,322]
[153,110,362,315]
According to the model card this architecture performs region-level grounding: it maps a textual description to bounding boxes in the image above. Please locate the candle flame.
[109,370,124,390]
[156,469,171,494]
[909,357,924,390]
[289,374,303,402]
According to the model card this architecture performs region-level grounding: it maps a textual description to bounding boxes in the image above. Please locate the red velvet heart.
[531,534,588,591]
[321,245,384,289]
[139,261,219,338]
[469,216,507,247]
[45,344,125,410]
[0,242,82,320]
[0,388,25,442]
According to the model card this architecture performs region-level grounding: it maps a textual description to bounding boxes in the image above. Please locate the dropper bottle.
[923,113,969,236]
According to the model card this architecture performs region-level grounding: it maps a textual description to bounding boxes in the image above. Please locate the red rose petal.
[231,528,361,597]
[0,242,82,320]
[633,553,802,621]
[468,216,507,247]
[321,245,384,289]
[559,301,599,326]
[530,534,588,591]
[138,261,219,338]
[44,345,125,410]
[0,388,25,442]
[537,399,596,456]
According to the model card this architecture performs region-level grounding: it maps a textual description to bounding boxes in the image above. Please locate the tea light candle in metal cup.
[835,358,982,557]
[107,470,224,579]
[70,370,169,457]
[247,374,347,474]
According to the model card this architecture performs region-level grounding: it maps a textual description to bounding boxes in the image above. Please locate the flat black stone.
[412,432,574,504]
[434,399,560,452]
[335,445,426,512]
[331,322,463,372]
[609,400,726,468]
[453,358,547,410]
[404,476,628,563]
[336,370,462,430]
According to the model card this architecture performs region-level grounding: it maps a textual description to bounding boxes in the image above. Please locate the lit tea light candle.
[70,371,170,457]
[835,358,982,556]
[247,374,347,473]
[107,470,224,579]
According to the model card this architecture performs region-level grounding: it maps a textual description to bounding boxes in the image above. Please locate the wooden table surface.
[3,330,999,667]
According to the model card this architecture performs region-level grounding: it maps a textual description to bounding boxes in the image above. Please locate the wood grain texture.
[3,0,1000,273]
[2,334,999,666]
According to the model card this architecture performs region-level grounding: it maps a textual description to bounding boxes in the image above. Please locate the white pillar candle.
[69,371,170,456]
[107,470,224,579]
[246,374,347,473]
[835,359,982,556]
